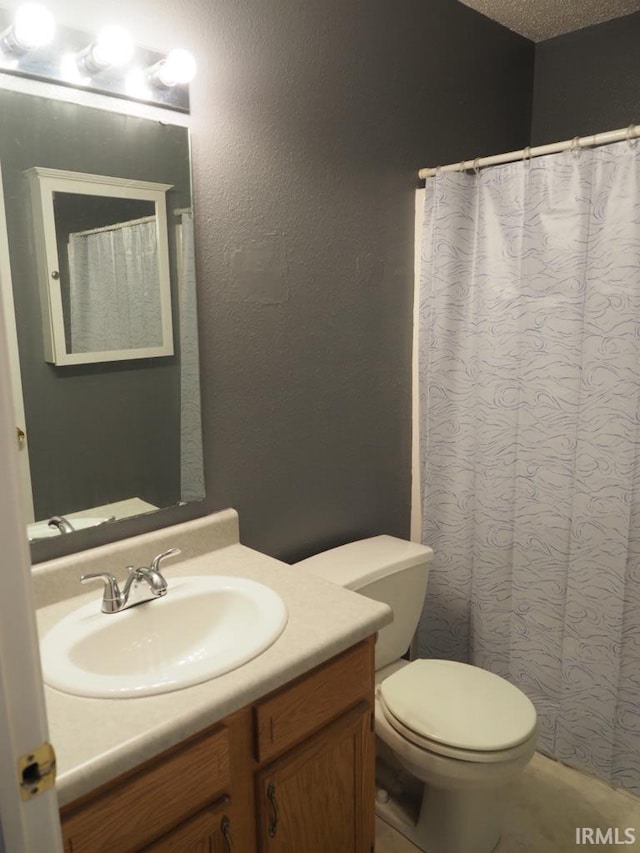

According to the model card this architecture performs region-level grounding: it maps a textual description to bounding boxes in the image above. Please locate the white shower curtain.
[177,211,204,503]
[68,217,162,352]
[418,139,640,792]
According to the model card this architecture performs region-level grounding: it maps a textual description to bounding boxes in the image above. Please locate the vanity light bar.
[0,4,195,112]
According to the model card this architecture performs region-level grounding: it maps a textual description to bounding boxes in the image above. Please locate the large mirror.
[0,89,204,541]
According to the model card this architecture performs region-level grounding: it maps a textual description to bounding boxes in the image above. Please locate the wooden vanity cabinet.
[60,637,375,853]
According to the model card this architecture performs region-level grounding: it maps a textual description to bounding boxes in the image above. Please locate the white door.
[0,173,62,850]
[0,163,35,523]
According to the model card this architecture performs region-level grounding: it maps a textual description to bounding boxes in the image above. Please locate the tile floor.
[375,752,640,852]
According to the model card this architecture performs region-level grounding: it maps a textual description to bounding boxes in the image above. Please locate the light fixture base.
[0,11,190,113]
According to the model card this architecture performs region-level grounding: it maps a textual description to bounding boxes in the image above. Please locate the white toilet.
[296,535,537,853]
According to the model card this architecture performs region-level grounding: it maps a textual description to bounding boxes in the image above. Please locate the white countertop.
[36,531,391,807]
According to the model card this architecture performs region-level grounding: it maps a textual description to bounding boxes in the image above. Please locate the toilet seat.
[379,695,537,764]
[379,659,537,763]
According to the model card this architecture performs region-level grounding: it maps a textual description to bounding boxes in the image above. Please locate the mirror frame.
[25,167,175,365]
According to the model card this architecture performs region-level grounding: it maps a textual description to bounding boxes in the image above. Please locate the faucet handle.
[150,548,182,574]
[80,573,122,613]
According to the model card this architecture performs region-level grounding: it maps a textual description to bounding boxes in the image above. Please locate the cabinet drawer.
[61,724,230,853]
[142,795,233,853]
[254,638,373,763]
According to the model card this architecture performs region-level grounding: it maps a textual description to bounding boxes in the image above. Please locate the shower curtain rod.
[71,214,155,238]
[418,123,639,180]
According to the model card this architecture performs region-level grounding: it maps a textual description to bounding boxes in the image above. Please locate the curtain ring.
[570,136,582,158]
[522,146,532,169]
[627,124,638,148]
[473,157,481,175]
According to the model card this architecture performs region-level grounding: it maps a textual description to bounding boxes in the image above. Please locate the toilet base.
[376,789,501,853]
[375,788,422,846]
[375,756,502,853]
[418,782,501,853]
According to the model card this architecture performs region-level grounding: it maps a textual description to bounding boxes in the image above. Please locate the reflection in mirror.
[0,90,204,542]
[55,193,160,355]
[27,168,175,365]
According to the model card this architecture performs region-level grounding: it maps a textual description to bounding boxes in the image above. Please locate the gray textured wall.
[194,0,534,562]
[31,0,534,563]
[531,11,640,145]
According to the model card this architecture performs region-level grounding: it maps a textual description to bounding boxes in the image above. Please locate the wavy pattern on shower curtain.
[68,218,162,352]
[417,140,640,792]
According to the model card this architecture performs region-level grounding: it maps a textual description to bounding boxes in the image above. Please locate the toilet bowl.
[374,659,537,853]
[296,535,538,853]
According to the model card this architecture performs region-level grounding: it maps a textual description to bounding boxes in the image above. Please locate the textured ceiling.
[459,0,640,41]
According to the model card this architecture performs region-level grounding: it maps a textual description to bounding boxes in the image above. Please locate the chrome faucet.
[48,515,74,534]
[80,548,182,613]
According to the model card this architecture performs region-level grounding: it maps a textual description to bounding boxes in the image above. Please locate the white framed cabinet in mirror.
[26,168,174,365]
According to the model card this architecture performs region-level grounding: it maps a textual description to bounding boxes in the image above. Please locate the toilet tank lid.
[295,535,433,590]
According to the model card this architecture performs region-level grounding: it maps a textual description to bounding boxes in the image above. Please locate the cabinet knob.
[267,783,279,838]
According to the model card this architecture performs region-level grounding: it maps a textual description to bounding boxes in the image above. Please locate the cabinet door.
[256,702,374,853]
[142,796,234,853]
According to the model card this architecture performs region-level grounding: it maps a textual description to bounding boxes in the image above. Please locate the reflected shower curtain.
[417,140,640,791]
[177,212,204,503]
[68,217,161,352]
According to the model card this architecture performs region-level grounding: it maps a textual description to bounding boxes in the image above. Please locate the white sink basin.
[40,575,288,698]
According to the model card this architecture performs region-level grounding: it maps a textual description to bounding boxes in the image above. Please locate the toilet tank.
[295,535,433,670]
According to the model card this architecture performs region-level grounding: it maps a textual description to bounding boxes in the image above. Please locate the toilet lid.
[380,659,537,751]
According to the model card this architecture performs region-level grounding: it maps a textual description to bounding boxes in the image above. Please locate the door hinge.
[18,742,56,800]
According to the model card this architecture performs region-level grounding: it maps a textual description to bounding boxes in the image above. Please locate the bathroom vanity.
[33,510,391,852]
[60,639,374,852]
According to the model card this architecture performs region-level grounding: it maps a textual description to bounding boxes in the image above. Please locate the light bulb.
[154,48,196,87]
[4,3,55,52]
[90,25,134,69]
